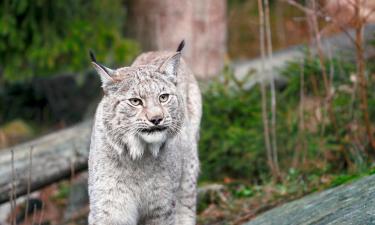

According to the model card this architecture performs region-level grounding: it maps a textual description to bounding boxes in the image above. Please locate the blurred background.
[0,0,374,224]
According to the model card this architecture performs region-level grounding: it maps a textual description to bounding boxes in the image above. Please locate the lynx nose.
[149,116,163,125]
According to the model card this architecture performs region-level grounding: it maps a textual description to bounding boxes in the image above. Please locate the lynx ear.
[89,50,115,88]
[176,40,185,52]
[157,52,181,78]
[157,40,184,78]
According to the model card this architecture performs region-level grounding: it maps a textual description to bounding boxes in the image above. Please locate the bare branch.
[11,149,16,225]
[37,201,45,225]
[285,0,357,44]
[31,205,37,225]
[257,0,275,176]
[24,146,33,222]
[264,0,280,178]
[353,0,375,149]
[363,7,375,22]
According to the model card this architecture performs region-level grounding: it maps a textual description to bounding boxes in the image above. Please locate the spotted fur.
[88,44,202,225]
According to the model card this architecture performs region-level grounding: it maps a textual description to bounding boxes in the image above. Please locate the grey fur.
[88,49,202,225]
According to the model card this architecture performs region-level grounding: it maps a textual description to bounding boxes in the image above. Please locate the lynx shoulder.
[88,41,202,225]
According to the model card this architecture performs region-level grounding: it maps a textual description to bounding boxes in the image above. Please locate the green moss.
[330,174,361,187]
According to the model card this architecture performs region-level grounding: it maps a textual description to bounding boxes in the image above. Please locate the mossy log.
[245,175,375,225]
[0,121,92,204]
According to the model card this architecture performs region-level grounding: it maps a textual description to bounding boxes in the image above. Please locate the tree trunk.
[126,0,227,79]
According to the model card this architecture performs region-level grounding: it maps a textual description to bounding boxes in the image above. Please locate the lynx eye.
[128,98,142,106]
[159,94,170,103]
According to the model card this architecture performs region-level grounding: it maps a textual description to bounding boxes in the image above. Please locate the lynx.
[88,41,202,225]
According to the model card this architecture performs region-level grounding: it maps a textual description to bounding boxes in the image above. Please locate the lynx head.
[91,42,185,160]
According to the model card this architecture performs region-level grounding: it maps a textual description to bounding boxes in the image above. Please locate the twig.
[257,0,275,177]
[353,0,375,150]
[9,191,14,225]
[309,0,339,137]
[264,0,280,178]
[25,146,33,222]
[11,149,16,225]
[38,201,45,225]
[363,7,375,22]
[285,0,357,45]
[70,157,76,183]
[293,58,306,167]
[31,205,37,225]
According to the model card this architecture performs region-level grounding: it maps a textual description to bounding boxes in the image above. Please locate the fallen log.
[0,120,92,204]
[244,174,375,225]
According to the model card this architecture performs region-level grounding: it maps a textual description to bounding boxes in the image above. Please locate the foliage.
[53,182,71,200]
[280,49,356,98]
[199,49,375,183]
[233,184,254,198]
[0,0,139,81]
[0,72,101,125]
[199,74,267,181]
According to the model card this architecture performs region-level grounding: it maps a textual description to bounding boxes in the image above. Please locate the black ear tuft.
[89,50,112,75]
[89,50,97,63]
[176,40,185,52]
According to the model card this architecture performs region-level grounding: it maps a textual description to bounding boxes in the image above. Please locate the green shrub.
[279,50,356,99]
[199,50,374,182]
[199,76,268,181]
[0,0,139,81]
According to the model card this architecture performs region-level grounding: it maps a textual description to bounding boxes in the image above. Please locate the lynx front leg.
[89,205,138,225]
[89,212,137,225]
[144,206,176,225]
[89,189,139,225]
[176,144,199,225]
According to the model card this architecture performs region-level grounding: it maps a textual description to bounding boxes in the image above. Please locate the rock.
[63,174,89,221]
[232,24,375,91]
[198,184,226,201]
[244,175,375,225]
